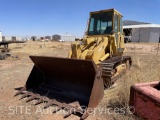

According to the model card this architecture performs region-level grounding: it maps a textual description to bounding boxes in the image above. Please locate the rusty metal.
[130,81,160,120]
[0,52,11,60]
[15,56,104,119]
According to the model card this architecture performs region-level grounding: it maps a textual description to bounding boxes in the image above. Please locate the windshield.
[88,12,113,35]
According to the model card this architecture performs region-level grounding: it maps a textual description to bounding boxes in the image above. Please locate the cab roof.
[90,8,123,17]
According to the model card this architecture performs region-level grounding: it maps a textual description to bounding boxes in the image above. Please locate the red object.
[130,81,160,120]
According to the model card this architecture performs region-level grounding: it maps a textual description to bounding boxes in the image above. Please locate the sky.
[0,0,160,37]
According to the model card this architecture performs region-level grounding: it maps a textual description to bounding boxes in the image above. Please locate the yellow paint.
[69,8,126,64]
[100,53,110,62]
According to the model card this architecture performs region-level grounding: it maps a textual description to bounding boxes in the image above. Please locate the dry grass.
[97,51,160,119]
[0,41,159,120]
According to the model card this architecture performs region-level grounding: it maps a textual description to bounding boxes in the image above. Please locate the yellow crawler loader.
[15,9,132,119]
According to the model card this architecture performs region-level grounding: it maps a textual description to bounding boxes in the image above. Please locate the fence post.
[139,28,141,43]
[44,40,45,47]
[157,33,160,55]
[30,40,31,48]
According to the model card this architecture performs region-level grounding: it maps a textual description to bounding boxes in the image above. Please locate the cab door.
[114,13,125,53]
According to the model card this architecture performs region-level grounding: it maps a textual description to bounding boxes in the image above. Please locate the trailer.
[0,41,26,60]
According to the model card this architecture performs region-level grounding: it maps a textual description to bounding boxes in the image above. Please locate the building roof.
[123,20,150,26]
[123,24,160,28]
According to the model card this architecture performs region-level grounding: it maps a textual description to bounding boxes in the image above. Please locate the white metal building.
[123,20,160,42]
[2,36,23,41]
[15,36,23,41]
[31,36,44,41]
[2,36,12,41]
[52,34,75,41]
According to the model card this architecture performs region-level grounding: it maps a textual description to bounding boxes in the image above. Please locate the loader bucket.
[15,56,104,119]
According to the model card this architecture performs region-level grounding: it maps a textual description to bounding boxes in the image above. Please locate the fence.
[124,27,160,55]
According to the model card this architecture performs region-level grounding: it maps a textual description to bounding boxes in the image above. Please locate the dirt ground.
[0,41,159,120]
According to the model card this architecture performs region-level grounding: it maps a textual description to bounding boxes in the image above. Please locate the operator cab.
[87,9,123,35]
